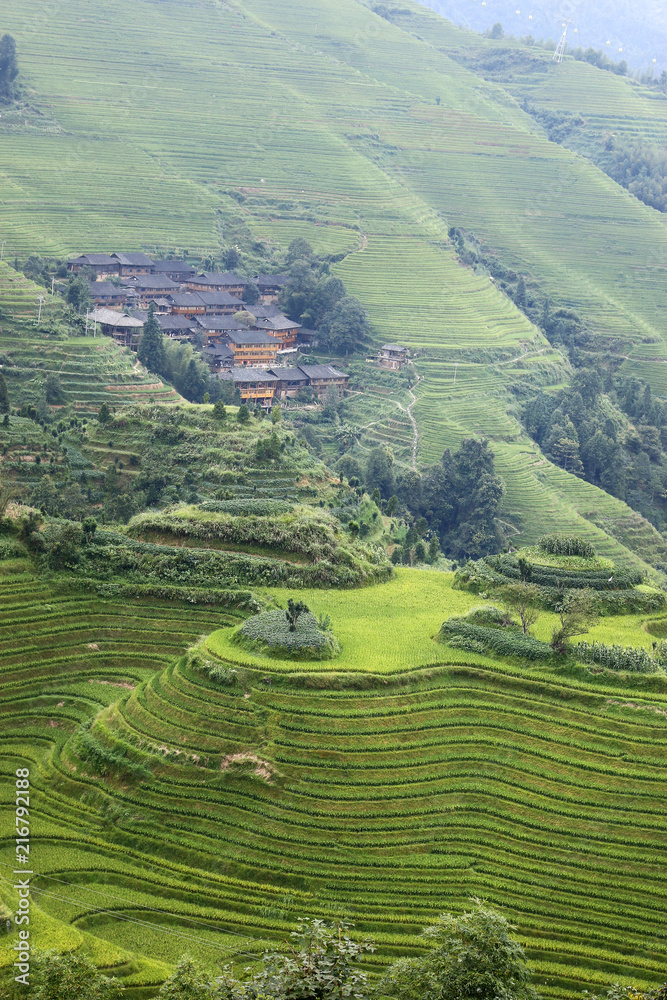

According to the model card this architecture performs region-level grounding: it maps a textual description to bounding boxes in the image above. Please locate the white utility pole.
[37,296,45,323]
[51,276,55,296]
[85,309,89,336]
[0,241,5,263]
[454,362,458,384]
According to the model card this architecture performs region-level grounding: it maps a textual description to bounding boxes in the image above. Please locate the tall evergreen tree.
[138,303,165,375]
[0,35,18,101]
[0,372,9,414]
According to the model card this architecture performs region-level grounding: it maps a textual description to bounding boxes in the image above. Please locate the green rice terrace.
[2,0,667,996]
[1,537,667,997]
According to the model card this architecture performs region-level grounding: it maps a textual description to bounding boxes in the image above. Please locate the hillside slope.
[2,0,667,563]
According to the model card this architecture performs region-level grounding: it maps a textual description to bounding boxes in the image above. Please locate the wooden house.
[67,254,119,278]
[255,274,288,303]
[158,315,200,339]
[202,344,234,372]
[267,367,309,399]
[89,308,144,349]
[253,315,301,349]
[111,252,155,276]
[378,344,409,370]
[196,291,245,315]
[151,259,196,282]
[219,367,278,406]
[186,271,248,296]
[227,330,280,368]
[298,364,349,399]
[167,293,207,317]
[87,281,129,308]
[120,274,182,306]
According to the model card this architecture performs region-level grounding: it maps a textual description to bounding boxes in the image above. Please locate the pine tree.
[0,372,9,414]
[0,35,18,101]
[138,303,165,375]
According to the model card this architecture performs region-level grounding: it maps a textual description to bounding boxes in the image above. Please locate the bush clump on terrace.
[453,554,663,615]
[233,608,340,661]
[575,641,665,673]
[539,534,595,558]
[199,499,293,516]
[440,608,554,661]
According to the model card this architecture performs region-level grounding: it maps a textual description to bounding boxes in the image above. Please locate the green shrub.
[440,615,554,661]
[539,534,595,558]
[233,609,340,660]
[575,641,659,673]
[200,499,293,516]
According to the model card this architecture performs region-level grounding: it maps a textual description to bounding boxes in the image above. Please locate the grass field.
[1,561,667,997]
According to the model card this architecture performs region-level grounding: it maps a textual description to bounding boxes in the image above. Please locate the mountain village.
[69,251,409,408]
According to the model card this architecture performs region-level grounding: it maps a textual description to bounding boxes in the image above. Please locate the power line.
[0,873,268,960]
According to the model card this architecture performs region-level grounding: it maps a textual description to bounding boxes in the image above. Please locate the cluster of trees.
[13,903,537,1000]
[524,370,667,531]
[0,34,18,102]
[448,227,667,535]
[521,101,666,214]
[138,305,222,403]
[339,437,505,560]
[570,46,628,75]
[599,134,667,213]
[279,239,370,355]
[16,902,663,1000]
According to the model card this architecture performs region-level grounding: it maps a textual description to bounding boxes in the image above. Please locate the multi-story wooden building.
[227,331,280,368]
[89,308,144,349]
[219,367,278,406]
[167,293,207,317]
[87,281,130,308]
[298,364,349,399]
[255,274,288,303]
[267,367,309,398]
[111,252,155,276]
[120,274,182,306]
[151,259,196,282]
[186,271,248,296]
[378,344,409,370]
[67,254,120,278]
[254,315,301,349]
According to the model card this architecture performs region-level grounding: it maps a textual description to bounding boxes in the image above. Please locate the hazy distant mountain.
[419,0,667,73]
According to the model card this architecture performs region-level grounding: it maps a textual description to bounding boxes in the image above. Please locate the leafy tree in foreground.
[157,956,218,999]
[237,403,250,424]
[217,918,374,1000]
[138,303,165,375]
[500,582,541,636]
[584,986,667,1000]
[0,34,18,101]
[32,951,121,1000]
[320,296,369,355]
[379,900,538,1000]
[213,399,227,421]
[551,588,600,653]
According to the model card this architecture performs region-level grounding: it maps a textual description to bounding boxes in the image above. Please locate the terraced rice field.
[3,565,666,996]
[0,263,178,411]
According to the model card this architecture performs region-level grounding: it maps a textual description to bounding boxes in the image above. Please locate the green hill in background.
[2,0,667,571]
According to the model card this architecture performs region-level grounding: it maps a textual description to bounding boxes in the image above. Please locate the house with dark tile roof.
[218,367,279,406]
